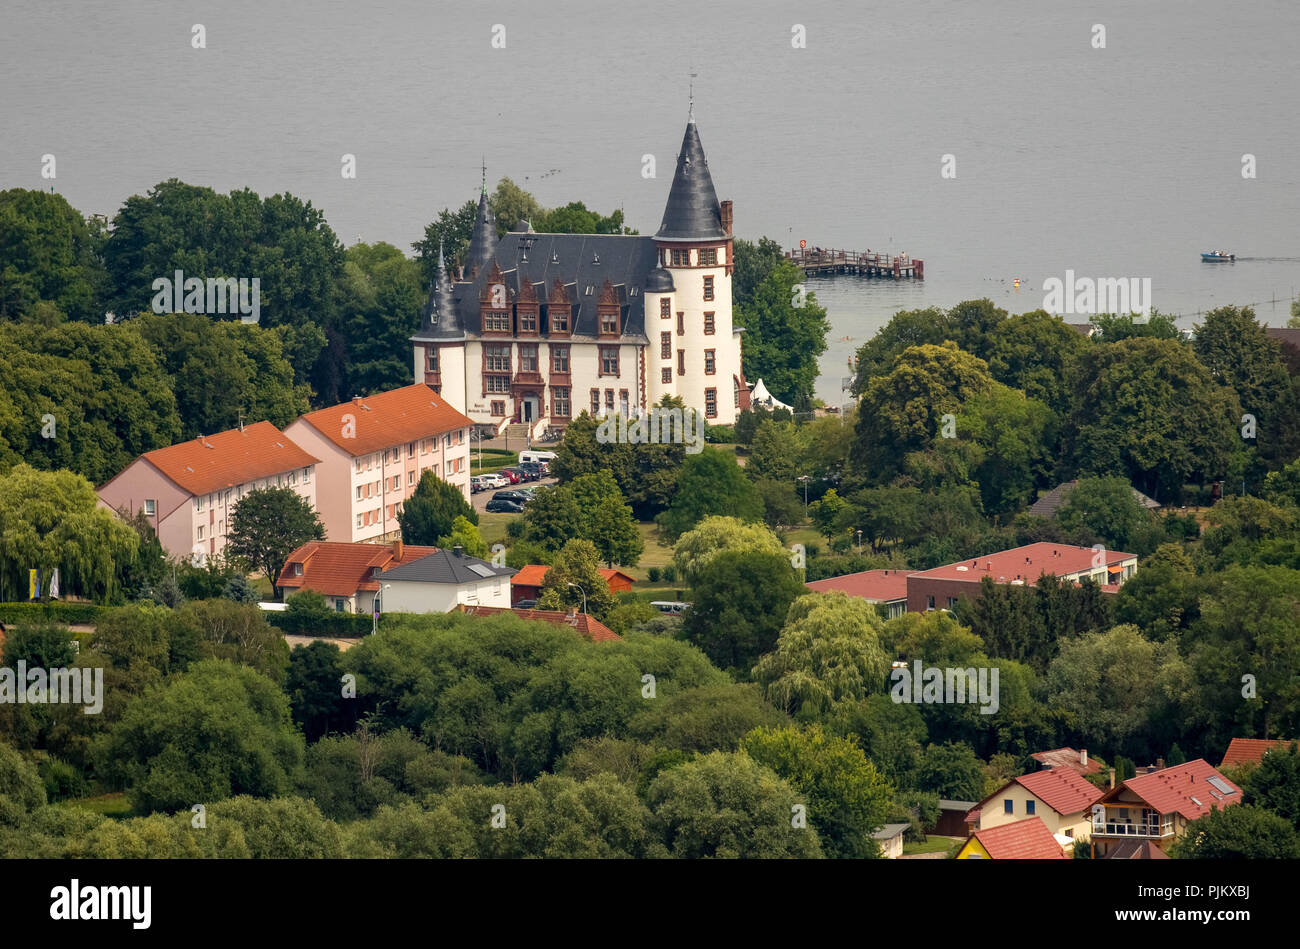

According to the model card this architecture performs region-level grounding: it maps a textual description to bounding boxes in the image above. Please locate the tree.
[226,486,325,594]
[95,660,306,815]
[646,751,824,858]
[1057,476,1155,552]
[489,178,544,236]
[655,448,763,541]
[851,307,952,396]
[742,724,894,859]
[915,741,987,801]
[753,592,889,717]
[746,419,806,483]
[337,242,425,397]
[1242,741,1300,829]
[0,742,46,826]
[671,515,786,587]
[0,464,140,604]
[682,550,805,675]
[731,237,786,309]
[809,489,848,540]
[984,309,1087,413]
[413,199,478,285]
[536,540,618,619]
[588,494,643,568]
[1171,805,1300,859]
[735,258,830,408]
[169,599,291,684]
[399,470,476,547]
[1090,311,1182,342]
[435,515,489,560]
[953,383,1056,516]
[629,683,788,753]
[0,622,76,670]
[0,188,107,324]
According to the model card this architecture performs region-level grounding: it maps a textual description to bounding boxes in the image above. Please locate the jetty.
[787,247,924,279]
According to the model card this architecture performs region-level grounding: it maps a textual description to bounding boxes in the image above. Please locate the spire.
[656,114,726,242]
[464,172,498,280]
[416,238,463,340]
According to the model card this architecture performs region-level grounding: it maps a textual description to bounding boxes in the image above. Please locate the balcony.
[1092,820,1173,838]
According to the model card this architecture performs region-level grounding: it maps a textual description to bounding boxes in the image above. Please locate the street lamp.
[855,530,862,551]
[373,583,391,635]
[567,582,587,615]
[796,475,810,511]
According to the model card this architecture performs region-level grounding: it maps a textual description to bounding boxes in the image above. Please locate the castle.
[411,114,748,430]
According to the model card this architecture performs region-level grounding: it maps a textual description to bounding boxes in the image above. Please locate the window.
[196,495,204,512]
[678,350,685,375]
[600,346,619,376]
[619,390,629,417]
[519,344,538,372]
[356,485,363,501]
[947,597,959,608]
[704,311,715,334]
[483,311,510,332]
[551,308,569,333]
[143,499,156,516]
[703,275,714,300]
[704,349,716,375]
[486,344,510,372]
[590,389,600,415]
[662,367,672,384]
[660,298,671,318]
[408,470,416,486]
[421,439,430,454]
[355,458,363,472]
[393,476,402,490]
[734,377,740,408]
[670,249,689,266]
[408,442,415,458]
[699,248,717,266]
[491,400,506,416]
[486,375,510,393]
[334,598,345,612]
[287,471,297,486]
[661,332,672,360]
[444,433,452,449]
[551,345,569,372]
[605,389,615,412]
[197,525,205,540]
[293,562,303,577]
[926,595,936,610]
[520,311,537,333]
[1004,800,1014,815]
[676,312,684,336]
[356,515,363,529]
[705,387,717,418]
[554,387,571,417]
[1026,800,1036,815]
[600,311,618,335]
[303,466,312,483]
[426,349,438,373]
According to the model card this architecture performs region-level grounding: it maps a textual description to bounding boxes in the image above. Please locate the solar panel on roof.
[1207,776,1236,795]
[467,563,495,578]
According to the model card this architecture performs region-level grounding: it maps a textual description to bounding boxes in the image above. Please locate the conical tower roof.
[464,183,498,279]
[414,240,464,341]
[656,118,726,242]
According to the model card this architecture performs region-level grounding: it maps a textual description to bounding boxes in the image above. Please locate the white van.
[650,601,690,615]
[519,450,557,465]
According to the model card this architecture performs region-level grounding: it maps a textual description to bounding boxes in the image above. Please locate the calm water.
[4,0,1298,404]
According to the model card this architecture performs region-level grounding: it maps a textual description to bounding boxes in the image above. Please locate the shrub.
[0,602,100,625]
[661,565,676,583]
[647,567,661,583]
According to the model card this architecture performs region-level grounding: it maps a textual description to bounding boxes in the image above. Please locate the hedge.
[265,611,373,637]
[0,602,101,625]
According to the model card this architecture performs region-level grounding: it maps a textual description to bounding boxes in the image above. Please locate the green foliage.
[671,515,785,587]
[916,741,987,801]
[338,242,425,396]
[0,743,47,826]
[655,448,763,541]
[0,602,100,626]
[630,683,788,753]
[436,515,489,560]
[522,471,642,566]
[0,622,76,669]
[682,549,805,675]
[1056,476,1156,552]
[1170,805,1300,859]
[0,189,108,324]
[1242,741,1300,829]
[734,253,830,409]
[983,310,1087,413]
[536,539,619,619]
[285,641,356,742]
[399,470,476,547]
[226,486,325,591]
[1090,311,1183,342]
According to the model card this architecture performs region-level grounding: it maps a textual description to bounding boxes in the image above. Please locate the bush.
[265,610,372,637]
[0,602,100,625]
[286,590,331,614]
[647,567,661,583]
[661,565,676,583]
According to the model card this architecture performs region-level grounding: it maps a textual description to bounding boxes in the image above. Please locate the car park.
[492,489,531,504]
[498,467,523,484]
[519,450,557,466]
[470,475,492,493]
[518,461,548,478]
[485,498,525,513]
[482,473,509,489]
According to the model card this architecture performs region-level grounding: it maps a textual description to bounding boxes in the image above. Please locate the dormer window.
[600,312,619,335]
[293,563,303,576]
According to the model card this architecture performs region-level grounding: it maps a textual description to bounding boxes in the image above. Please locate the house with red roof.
[1219,737,1295,770]
[1090,759,1241,857]
[284,384,474,544]
[905,542,1138,613]
[956,816,1068,859]
[97,421,319,563]
[278,539,440,614]
[510,564,635,606]
[966,766,1103,843]
[804,569,910,619]
[454,604,621,643]
[1030,746,1103,776]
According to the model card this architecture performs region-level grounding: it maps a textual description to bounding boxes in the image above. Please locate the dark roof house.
[1028,479,1160,519]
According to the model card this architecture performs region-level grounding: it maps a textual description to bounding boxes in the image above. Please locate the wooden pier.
[787,247,924,279]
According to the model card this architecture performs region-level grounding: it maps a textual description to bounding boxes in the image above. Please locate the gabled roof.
[968,817,1067,859]
[1101,759,1241,822]
[379,549,515,585]
[1219,737,1295,769]
[1031,747,1104,775]
[1013,767,1103,816]
[871,823,910,841]
[510,564,634,590]
[454,604,620,643]
[1028,480,1160,518]
[805,569,910,602]
[293,384,474,456]
[277,541,439,596]
[124,421,319,497]
[656,118,726,242]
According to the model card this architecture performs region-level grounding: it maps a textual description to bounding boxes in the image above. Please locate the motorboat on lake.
[1201,251,1235,261]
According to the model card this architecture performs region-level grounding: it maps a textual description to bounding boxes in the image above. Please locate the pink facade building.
[283,383,474,543]
[96,421,319,563]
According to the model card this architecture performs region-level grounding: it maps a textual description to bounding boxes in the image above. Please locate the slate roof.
[379,549,515,585]
[1028,480,1160,518]
[412,240,463,341]
[293,384,474,456]
[277,541,439,596]
[871,823,910,841]
[464,188,498,281]
[130,421,319,497]
[968,817,1067,859]
[1102,759,1241,822]
[805,569,910,602]
[1219,738,1295,769]
[656,119,726,242]
[1031,746,1104,775]
[454,604,620,643]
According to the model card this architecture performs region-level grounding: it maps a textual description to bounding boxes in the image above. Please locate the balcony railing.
[1092,821,1172,838]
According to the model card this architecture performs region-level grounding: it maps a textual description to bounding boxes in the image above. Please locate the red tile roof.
[1105,759,1241,822]
[910,542,1135,586]
[135,421,319,497]
[1219,738,1295,769]
[969,817,1067,859]
[294,384,474,456]
[510,565,635,592]
[1014,767,1103,816]
[1031,747,1103,775]
[455,604,620,642]
[805,569,911,601]
[277,541,439,596]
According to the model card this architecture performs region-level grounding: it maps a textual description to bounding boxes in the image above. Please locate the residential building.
[905,542,1138,613]
[965,767,1102,842]
[1219,737,1295,770]
[284,384,474,543]
[872,823,909,859]
[1090,759,1241,857]
[510,564,635,606]
[1030,746,1104,777]
[804,569,909,619]
[97,421,319,563]
[1028,479,1160,519]
[955,817,1068,859]
[378,547,516,612]
[277,539,438,614]
[411,113,749,430]
[454,604,621,643]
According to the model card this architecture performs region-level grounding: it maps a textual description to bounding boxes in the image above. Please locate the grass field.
[902,836,963,857]
[471,449,518,475]
[61,792,133,818]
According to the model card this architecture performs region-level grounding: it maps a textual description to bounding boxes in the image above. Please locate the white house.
[377,546,516,613]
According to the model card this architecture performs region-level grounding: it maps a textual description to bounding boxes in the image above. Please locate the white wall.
[380,575,511,613]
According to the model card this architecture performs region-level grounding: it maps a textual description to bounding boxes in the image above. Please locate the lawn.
[477,511,518,547]
[471,449,518,475]
[60,792,134,819]
[902,835,963,857]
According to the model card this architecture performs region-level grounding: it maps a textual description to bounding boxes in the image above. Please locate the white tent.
[749,378,793,413]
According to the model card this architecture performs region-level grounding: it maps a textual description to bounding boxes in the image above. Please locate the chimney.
[1108,767,1116,789]
[1156,757,1165,770]
[1080,748,1088,767]
[393,539,403,561]
[453,544,463,558]
[720,200,733,236]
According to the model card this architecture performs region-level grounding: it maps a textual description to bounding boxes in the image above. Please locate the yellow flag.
[29,569,39,600]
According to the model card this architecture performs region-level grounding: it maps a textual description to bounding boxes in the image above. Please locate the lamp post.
[856,530,863,551]
[567,582,587,615]
[373,583,391,635]
[796,475,810,511]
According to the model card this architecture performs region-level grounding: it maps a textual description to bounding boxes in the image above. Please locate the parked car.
[498,467,523,484]
[514,599,538,610]
[486,498,525,514]
[481,473,509,489]
[492,490,531,504]
[470,475,492,493]
[505,465,539,482]
[518,461,549,478]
